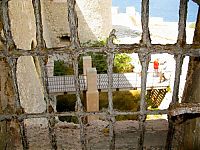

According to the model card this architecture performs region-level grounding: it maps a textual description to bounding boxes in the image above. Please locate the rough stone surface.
[23,119,168,150]
[9,0,47,125]
[42,0,112,47]
[0,61,23,149]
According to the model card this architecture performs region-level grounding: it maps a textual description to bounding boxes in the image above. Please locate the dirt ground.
[25,119,168,150]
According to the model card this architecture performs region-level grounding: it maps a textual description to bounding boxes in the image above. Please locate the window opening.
[0,0,199,149]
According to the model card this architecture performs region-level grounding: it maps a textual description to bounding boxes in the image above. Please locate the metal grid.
[0,0,200,149]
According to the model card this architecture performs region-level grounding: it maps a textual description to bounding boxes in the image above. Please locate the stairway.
[147,89,168,108]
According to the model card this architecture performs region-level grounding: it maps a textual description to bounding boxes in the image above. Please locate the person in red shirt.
[153,59,159,77]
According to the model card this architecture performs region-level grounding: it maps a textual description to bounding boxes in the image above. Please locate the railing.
[47,71,171,93]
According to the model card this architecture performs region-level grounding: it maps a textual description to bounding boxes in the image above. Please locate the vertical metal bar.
[172,0,188,104]
[177,0,188,46]
[67,0,80,49]
[106,29,116,150]
[1,0,29,149]
[32,0,57,149]
[138,52,150,150]
[2,0,15,49]
[141,0,151,46]
[138,0,151,149]
[32,0,45,49]
[166,0,188,149]
[67,1,86,150]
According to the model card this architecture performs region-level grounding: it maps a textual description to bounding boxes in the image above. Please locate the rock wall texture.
[43,0,112,76]
[25,120,168,149]
[9,0,47,125]
[0,61,23,149]
[42,0,112,47]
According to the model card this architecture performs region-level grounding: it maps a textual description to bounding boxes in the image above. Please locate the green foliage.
[56,90,141,122]
[81,38,107,47]
[189,23,195,29]
[79,52,107,74]
[113,54,134,73]
[99,90,140,121]
[54,39,134,75]
[54,60,73,76]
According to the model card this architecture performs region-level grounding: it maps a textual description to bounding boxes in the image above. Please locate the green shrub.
[78,52,107,74]
[81,39,107,47]
[54,39,134,75]
[99,90,140,121]
[54,60,73,76]
[113,54,134,73]
[189,23,195,29]
[56,90,141,122]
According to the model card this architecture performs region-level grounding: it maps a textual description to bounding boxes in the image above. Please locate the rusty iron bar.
[168,103,200,116]
[138,0,151,149]
[177,0,188,46]
[32,0,45,49]
[0,0,198,149]
[106,29,117,150]
[67,0,86,149]
[0,104,198,122]
[166,0,188,149]
[32,0,57,149]
[1,0,29,149]
[2,0,15,49]
[172,55,184,104]
[172,0,188,104]
[0,43,200,58]
[141,0,151,46]
[67,0,80,49]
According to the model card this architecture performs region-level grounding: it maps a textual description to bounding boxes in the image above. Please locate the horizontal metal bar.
[169,103,200,116]
[0,103,199,121]
[0,109,168,121]
[0,44,200,58]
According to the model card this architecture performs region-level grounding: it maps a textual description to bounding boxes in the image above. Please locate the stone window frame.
[0,0,200,149]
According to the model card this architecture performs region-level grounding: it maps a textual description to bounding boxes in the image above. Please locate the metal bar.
[138,0,151,149]
[106,29,116,150]
[166,1,188,149]
[67,0,80,48]
[1,1,29,149]
[32,0,45,49]
[2,0,15,49]
[177,0,188,46]
[32,0,57,149]
[168,103,200,116]
[172,0,188,103]
[138,52,150,150]
[172,54,184,104]
[141,0,151,46]
[1,44,200,57]
[0,105,196,122]
[67,1,86,150]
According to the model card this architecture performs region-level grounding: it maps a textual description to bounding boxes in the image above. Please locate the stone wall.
[9,0,47,125]
[43,0,112,76]
[42,0,112,47]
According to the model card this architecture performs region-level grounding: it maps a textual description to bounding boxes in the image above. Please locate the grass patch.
[56,90,141,122]
[99,90,140,120]
[57,89,167,122]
